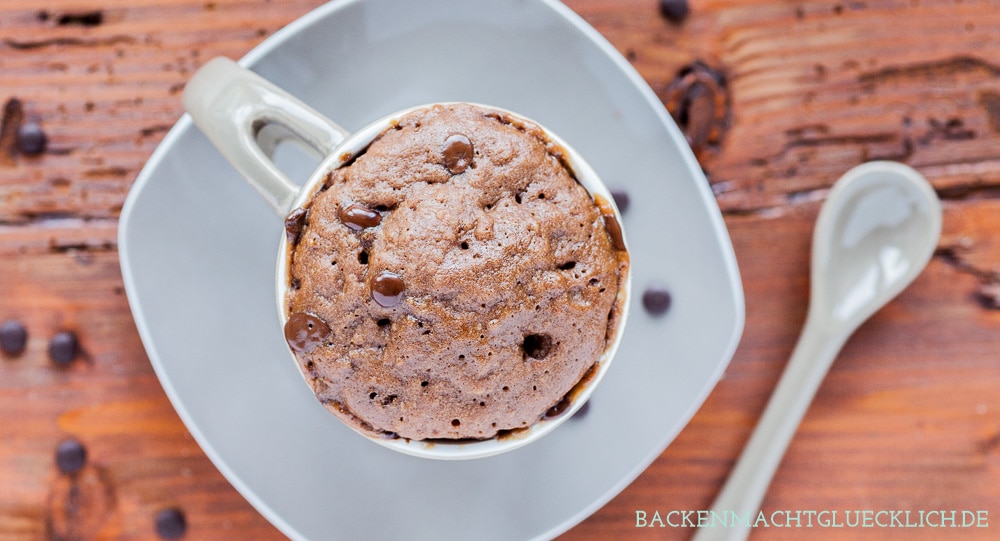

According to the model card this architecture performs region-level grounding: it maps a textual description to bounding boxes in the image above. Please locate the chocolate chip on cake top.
[284,103,627,441]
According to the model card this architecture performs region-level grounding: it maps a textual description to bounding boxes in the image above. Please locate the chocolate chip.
[55,438,87,474]
[659,0,690,23]
[0,320,28,356]
[48,331,78,365]
[17,122,47,155]
[338,202,381,231]
[522,333,552,360]
[609,189,630,213]
[642,287,673,316]
[154,507,187,539]
[284,313,331,354]
[284,207,308,245]
[442,133,474,174]
[372,271,405,308]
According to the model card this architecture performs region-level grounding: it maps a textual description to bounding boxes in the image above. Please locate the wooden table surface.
[2,0,998,539]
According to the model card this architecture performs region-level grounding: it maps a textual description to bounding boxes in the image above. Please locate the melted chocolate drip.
[602,212,626,251]
[543,395,572,420]
[284,207,308,245]
[593,194,627,251]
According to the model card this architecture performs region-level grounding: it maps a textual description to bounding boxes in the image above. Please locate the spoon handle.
[692,320,849,541]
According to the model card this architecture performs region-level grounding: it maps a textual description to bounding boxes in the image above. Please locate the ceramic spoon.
[693,161,942,541]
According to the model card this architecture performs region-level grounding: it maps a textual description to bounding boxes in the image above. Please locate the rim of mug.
[274,102,632,460]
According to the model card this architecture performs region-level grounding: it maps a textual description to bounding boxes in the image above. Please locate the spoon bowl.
[811,161,942,332]
[695,161,941,541]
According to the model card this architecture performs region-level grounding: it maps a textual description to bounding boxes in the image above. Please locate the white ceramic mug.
[182,56,630,459]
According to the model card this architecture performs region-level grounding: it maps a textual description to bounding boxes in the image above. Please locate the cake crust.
[284,103,625,440]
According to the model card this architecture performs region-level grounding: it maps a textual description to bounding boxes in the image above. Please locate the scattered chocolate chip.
[338,202,381,231]
[0,320,28,356]
[154,507,187,540]
[522,333,553,360]
[642,287,673,316]
[55,438,86,474]
[284,313,331,354]
[609,189,630,213]
[284,207,308,245]
[48,331,78,365]
[442,133,474,174]
[659,0,690,23]
[372,271,405,308]
[17,122,47,155]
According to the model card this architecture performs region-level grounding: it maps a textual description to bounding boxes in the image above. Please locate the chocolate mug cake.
[281,103,629,441]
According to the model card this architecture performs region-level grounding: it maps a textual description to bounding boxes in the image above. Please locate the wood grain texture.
[1,0,999,539]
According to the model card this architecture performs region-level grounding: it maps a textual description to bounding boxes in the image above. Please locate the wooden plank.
[0,0,323,223]
[569,0,1000,213]
[0,249,281,539]
[1,0,999,539]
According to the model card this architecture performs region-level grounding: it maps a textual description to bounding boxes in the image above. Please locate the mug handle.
[182,56,350,215]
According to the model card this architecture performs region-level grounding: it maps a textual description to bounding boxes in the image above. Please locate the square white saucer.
[119,0,745,539]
